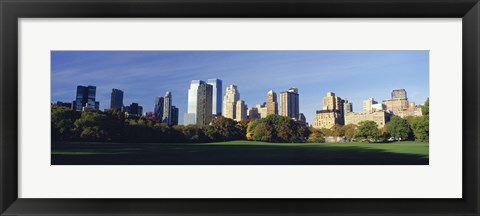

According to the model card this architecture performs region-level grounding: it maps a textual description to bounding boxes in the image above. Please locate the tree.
[386,116,412,141]
[410,116,429,142]
[51,106,79,141]
[422,98,429,116]
[354,121,383,143]
[330,124,344,137]
[73,111,110,141]
[308,130,325,143]
[253,122,273,142]
[343,124,356,140]
[210,116,244,141]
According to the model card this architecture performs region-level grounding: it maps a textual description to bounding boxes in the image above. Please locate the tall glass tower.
[207,79,222,116]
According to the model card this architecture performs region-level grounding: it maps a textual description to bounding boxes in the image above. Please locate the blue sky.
[51,51,429,125]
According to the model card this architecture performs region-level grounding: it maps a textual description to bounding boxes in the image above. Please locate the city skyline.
[51,51,429,124]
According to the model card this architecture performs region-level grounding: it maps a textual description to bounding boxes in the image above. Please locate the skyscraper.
[75,85,97,111]
[154,96,164,121]
[185,80,205,125]
[110,89,124,110]
[196,83,213,126]
[235,100,247,121]
[223,85,240,120]
[266,90,278,116]
[279,87,299,119]
[207,79,222,116]
[171,106,179,126]
[163,91,172,125]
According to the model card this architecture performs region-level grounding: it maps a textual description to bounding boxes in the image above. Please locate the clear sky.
[51,51,429,125]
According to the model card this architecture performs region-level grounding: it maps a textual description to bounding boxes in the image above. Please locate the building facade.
[344,100,353,113]
[171,106,179,126]
[235,100,247,121]
[391,89,407,100]
[207,79,222,116]
[223,84,240,120]
[363,98,378,113]
[162,91,172,125]
[266,90,278,116]
[247,107,260,120]
[184,80,205,125]
[110,88,124,110]
[313,110,343,129]
[196,83,213,126]
[279,87,299,119]
[344,110,392,128]
[256,103,268,118]
[75,85,98,111]
[154,96,164,121]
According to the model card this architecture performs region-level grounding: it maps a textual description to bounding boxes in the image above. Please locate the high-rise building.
[138,106,143,116]
[110,89,124,110]
[322,92,344,115]
[75,85,97,111]
[154,96,164,121]
[313,92,345,129]
[223,84,240,119]
[196,83,213,126]
[391,89,407,100]
[247,107,260,120]
[207,79,222,116]
[162,91,172,125]
[171,106,179,126]
[266,90,278,116]
[185,80,205,125]
[279,87,299,119]
[344,100,353,113]
[235,100,247,121]
[363,98,378,113]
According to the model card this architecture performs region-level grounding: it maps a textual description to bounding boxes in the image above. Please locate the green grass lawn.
[51,140,428,165]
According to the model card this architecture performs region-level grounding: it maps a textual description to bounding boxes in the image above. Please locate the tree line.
[52,98,429,144]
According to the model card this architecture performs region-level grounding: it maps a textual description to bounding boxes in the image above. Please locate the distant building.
[247,107,260,120]
[313,92,345,129]
[322,92,344,116]
[256,103,268,118]
[171,106,179,126]
[162,91,172,125]
[110,89,124,110]
[235,100,247,121]
[154,96,164,121]
[392,89,407,100]
[313,110,343,129]
[55,101,72,109]
[344,110,392,129]
[207,79,222,116]
[128,102,140,116]
[363,98,378,113]
[75,85,98,111]
[298,113,307,126]
[196,83,213,126]
[223,84,240,120]
[185,80,205,125]
[183,113,196,126]
[279,87,299,119]
[344,100,353,113]
[266,90,278,116]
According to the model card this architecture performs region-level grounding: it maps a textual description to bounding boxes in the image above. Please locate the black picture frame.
[1,0,479,215]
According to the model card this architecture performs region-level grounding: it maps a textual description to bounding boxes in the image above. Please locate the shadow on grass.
[51,142,428,165]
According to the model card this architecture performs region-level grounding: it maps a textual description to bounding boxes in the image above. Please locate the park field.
[51,140,428,165]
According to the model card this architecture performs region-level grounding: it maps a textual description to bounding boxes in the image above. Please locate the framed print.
[1,0,479,215]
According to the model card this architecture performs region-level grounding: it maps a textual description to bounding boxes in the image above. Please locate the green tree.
[422,97,429,116]
[386,116,412,141]
[355,121,383,143]
[308,130,325,143]
[51,106,79,141]
[210,116,244,141]
[73,111,110,141]
[410,116,429,142]
[343,124,356,140]
[253,122,273,142]
[330,124,344,137]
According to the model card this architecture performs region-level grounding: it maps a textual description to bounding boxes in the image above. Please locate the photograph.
[50,50,429,165]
